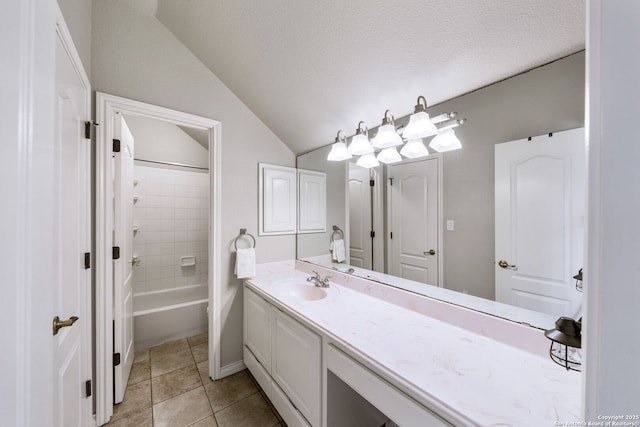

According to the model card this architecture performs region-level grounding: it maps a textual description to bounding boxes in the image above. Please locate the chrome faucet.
[307,271,330,288]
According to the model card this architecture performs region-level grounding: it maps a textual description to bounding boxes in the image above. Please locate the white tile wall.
[133,165,209,293]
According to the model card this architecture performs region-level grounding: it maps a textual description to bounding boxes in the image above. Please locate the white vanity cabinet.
[243,285,321,427]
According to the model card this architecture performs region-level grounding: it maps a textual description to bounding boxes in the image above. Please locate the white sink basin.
[273,279,335,301]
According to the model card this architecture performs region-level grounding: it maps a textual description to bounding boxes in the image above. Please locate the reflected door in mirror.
[495,128,585,318]
[349,166,373,269]
[388,159,439,285]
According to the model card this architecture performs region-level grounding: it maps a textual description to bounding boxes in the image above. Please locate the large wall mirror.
[297,52,585,329]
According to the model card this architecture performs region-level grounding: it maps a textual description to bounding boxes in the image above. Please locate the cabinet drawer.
[244,345,271,398]
[244,287,271,371]
[327,345,452,427]
[271,379,311,427]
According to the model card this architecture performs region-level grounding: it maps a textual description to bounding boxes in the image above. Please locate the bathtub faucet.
[307,271,330,288]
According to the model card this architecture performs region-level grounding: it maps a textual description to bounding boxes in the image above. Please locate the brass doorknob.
[497,260,517,270]
[424,249,436,256]
[53,316,79,336]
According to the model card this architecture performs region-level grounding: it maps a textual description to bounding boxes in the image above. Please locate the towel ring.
[234,228,256,250]
[330,225,344,242]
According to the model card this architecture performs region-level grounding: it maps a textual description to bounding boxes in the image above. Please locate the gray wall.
[433,52,585,299]
[124,114,209,169]
[91,0,296,367]
[57,0,91,76]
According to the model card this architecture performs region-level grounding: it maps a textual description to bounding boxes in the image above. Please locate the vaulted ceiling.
[125,0,585,154]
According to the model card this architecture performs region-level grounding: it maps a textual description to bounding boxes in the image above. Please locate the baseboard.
[220,359,246,378]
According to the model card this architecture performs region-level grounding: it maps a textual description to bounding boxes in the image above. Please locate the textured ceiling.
[151,0,585,154]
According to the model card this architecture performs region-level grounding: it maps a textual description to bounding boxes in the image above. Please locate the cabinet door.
[298,169,326,233]
[272,308,321,426]
[259,163,297,235]
[244,287,271,371]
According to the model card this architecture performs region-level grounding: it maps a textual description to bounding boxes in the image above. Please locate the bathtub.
[133,284,208,351]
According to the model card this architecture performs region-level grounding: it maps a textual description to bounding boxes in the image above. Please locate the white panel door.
[495,128,585,317]
[113,115,135,403]
[52,31,92,427]
[388,159,439,285]
[348,166,373,269]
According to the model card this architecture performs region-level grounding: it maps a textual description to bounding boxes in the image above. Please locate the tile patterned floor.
[104,333,286,427]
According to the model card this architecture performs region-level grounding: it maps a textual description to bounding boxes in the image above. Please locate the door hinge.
[389,178,394,186]
[390,232,393,239]
[370,231,375,238]
[85,380,92,398]
[370,179,375,187]
[112,138,121,153]
[112,246,120,260]
[113,353,121,366]
[84,252,91,269]
[84,120,98,139]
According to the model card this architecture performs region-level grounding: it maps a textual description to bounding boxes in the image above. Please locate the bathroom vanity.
[243,261,581,427]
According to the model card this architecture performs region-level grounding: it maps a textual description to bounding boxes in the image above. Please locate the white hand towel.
[235,248,256,279]
[331,239,346,263]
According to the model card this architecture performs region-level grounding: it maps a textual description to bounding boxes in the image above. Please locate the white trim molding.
[584,0,640,420]
[95,93,222,424]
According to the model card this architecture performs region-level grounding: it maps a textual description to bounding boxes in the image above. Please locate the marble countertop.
[245,267,581,427]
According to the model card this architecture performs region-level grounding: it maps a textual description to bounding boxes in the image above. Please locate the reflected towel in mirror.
[235,248,256,279]
[330,239,346,263]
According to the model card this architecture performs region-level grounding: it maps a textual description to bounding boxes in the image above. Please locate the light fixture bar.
[431,111,457,125]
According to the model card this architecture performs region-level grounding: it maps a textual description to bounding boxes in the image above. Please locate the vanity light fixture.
[356,152,380,168]
[372,110,403,149]
[348,121,374,155]
[377,146,402,164]
[326,96,466,165]
[544,316,582,371]
[400,139,429,159]
[327,131,352,161]
[402,96,438,140]
[573,268,583,292]
[429,128,462,153]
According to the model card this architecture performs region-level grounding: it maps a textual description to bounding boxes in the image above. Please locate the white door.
[349,165,373,269]
[495,128,585,317]
[113,115,135,403]
[53,28,92,426]
[387,159,439,285]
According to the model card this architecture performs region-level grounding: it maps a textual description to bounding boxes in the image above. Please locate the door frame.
[385,155,443,287]
[95,93,222,424]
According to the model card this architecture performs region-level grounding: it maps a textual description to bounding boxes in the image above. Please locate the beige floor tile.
[190,415,218,427]
[150,338,190,359]
[152,365,202,404]
[204,370,258,412]
[150,346,195,378]
[134,349,150,364]
[259,390,283,422]
[153,387,212,427]
[188,332,208,347]
[103,407,152,427]
[214,393,279,427]
[111,380,152,422]
[190,342,208,363]
[197,359,213,384]
[128,360,150,386]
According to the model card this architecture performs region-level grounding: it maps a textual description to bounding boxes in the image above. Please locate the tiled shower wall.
[132,165,209,294]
